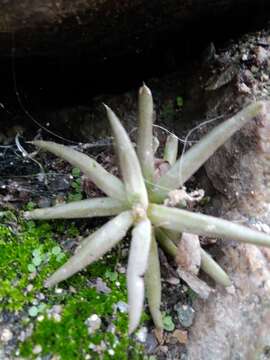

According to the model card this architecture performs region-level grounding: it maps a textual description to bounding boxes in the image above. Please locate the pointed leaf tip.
[31,140,126,201]
[103,103,109,111]
[137,83,155,185]
[45,211,133,287]
[153,101,265,202]
[106,105,148,208]
[139,83,152,96]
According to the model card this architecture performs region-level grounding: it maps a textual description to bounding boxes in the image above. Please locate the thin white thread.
[11,34,110,147]
[145,115,224,194]
[178,115,224,185]
[153,124,196,144]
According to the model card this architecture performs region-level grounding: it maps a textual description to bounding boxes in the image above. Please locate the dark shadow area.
[0,1,269,136]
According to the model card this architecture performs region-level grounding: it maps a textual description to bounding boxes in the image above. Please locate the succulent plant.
[24,85,270,334]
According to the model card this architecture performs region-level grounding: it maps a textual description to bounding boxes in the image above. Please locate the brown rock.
[175,233,201,275]
[171,329,188,345]
[183,28,270,360]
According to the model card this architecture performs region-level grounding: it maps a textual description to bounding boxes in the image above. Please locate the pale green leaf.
[153,101,266,202]
[105,105,148,208]
[45,211,133,287]
[127,218,151,334]
[137,84,155,184]
[30,140,126,201]
[148,204,270,248]
[24,197,127,220]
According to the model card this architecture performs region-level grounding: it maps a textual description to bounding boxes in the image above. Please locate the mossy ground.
[0,210,146,359]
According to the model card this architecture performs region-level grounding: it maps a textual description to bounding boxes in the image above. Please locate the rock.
[174,304,195,329]
[188,244,270,360]
[175,233,201,275]
[114,301,128,313]
[85,314,102,334]
[169,329,188,345]
[0,328,13,343]
[32,344,42,354]
[182,27,270,360]
[204,102,270,220]
[145,332,159,353]
[135,327,148,343]
[94,277,111,294]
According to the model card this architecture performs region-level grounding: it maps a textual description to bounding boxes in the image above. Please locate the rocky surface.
[185,27,270,360]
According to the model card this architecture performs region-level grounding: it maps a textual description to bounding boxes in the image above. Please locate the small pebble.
[175,304,195,328]
[255,46,269,65]
[89,343,96,350]
[108,349,115,356]
[251,65,259,73]
[115,301,128,313]
[47,305,62,321]
[95,340,106,353]
[166,277,180,285]
[37,292,45,301]
[52,305,62,314]
[55,287,63,294]
[52,313,62,322]
[0,328,13,342]
[69,286,77,294]
[145,333,159,353]
[28,272,37,280]
[261,73,269,81]
[28,306,39,317]
[95,278,111,294]
[18,331,27,342]
[117,266,126,274]
[238,82,251,94]
[33,344,42,354]
[135,327,148,343]
[85,314,102,334]
[107,324,116,334]
[26,284,34,292]
[171,329,188,344]
[18,324,33,342]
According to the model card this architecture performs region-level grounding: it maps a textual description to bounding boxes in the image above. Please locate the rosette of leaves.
[24,85,270,334]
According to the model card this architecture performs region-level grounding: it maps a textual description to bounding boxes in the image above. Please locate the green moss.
[20,258,144,359]
[0,212,145,359]
[0,217,67,311]
[20,282,143,359]
[68,167,83,202]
